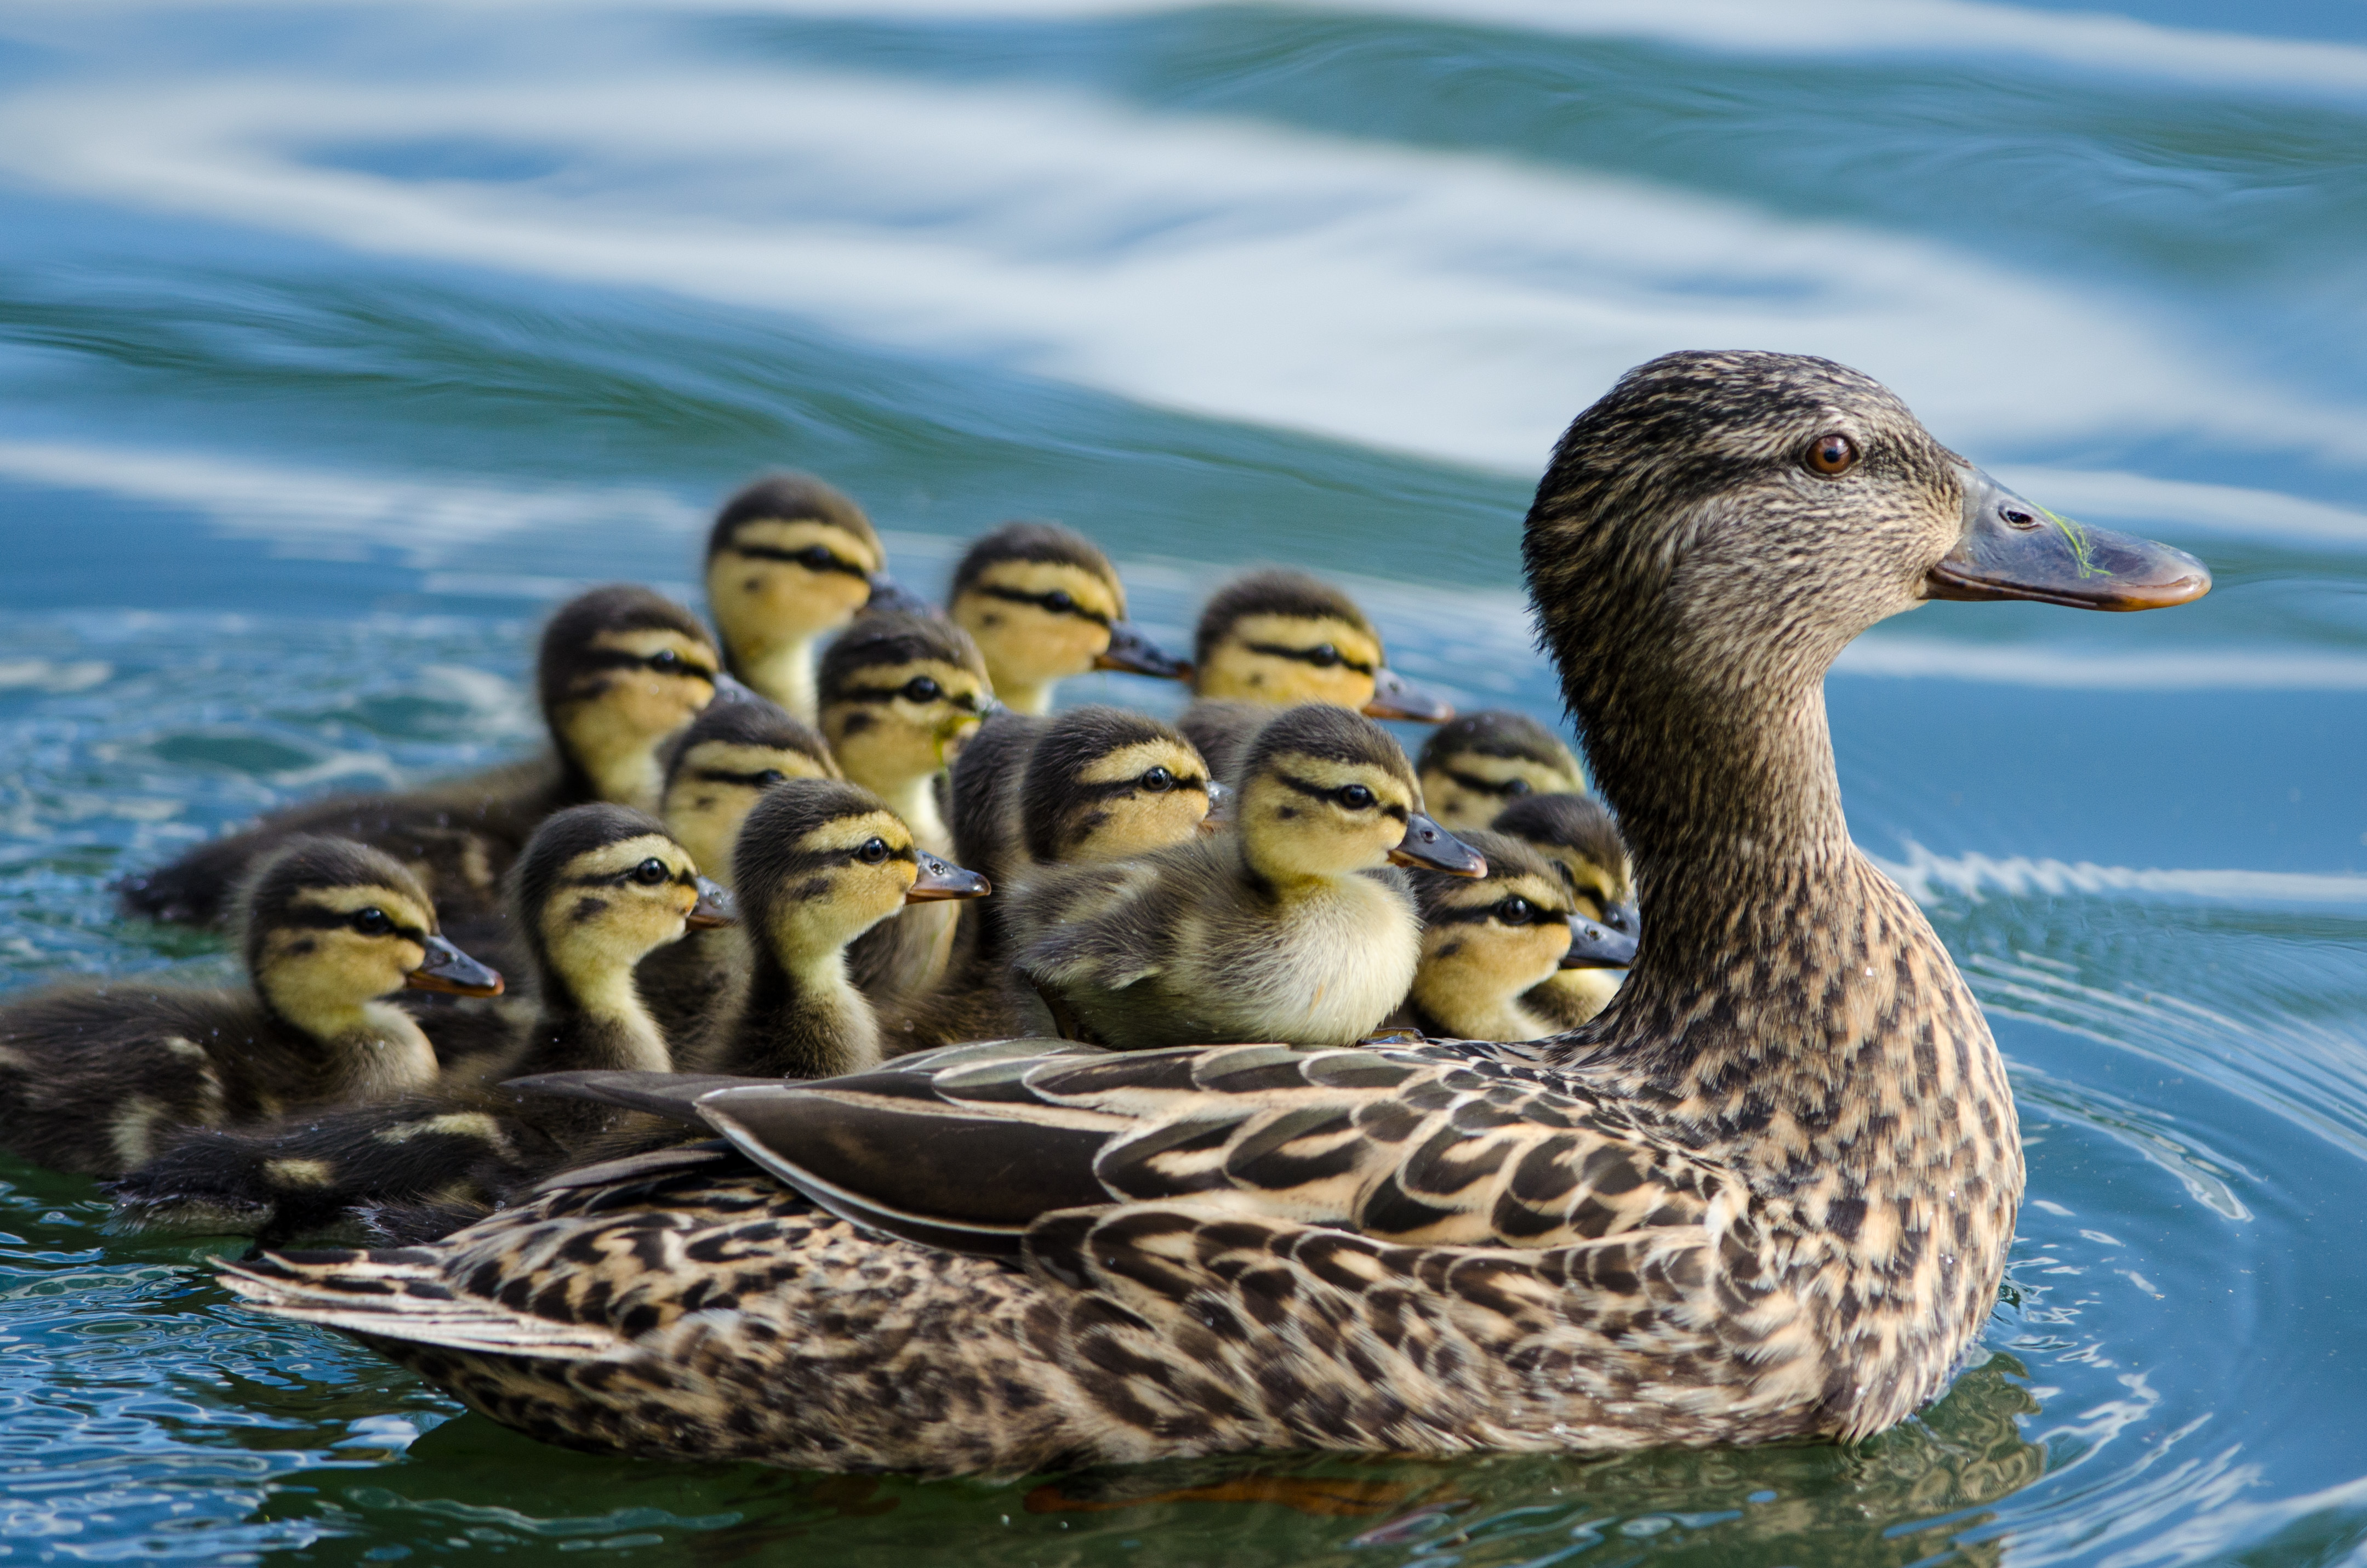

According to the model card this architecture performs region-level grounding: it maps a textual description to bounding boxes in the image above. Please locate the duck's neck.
[256,978,441,1100]
[735,639,821,725]
[726,946,881,1079]
[997,678,1054,717]
[864,771,952,859]
[518,960,672,1078]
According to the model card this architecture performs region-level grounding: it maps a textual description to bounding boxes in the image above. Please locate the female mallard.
[945,522,1187,715]
[221,350,2208,1472]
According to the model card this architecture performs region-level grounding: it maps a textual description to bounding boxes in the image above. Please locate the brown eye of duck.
[352,908,393,936]
[1496,896,1537,926]
[857,838,889,864]
[1336,783,1375,810]
[632,858,670,886]
[1804,433,1858,476]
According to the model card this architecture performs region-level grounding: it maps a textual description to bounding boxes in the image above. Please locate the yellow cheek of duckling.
[1195,614,1381,708]
[712,520,879,641]
[1075,790,1209,862]
[259,927,417,1008]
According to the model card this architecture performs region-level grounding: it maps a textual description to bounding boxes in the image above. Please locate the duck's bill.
[864,573,938,618]
[1560,917,1639,970]
[686,877,738,929]
[1389,813,1488,876]
[907,854,992,903]
[404,934,505,996]
[1093,621,1190,680]
[1925,467,2210,612]
[1362,666,1456,722]
[709,672,760,705]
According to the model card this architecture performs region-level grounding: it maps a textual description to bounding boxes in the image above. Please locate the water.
[2,0,2364,1560]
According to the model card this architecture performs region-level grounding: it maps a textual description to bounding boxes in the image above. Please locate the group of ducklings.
[3,472,1634,1241]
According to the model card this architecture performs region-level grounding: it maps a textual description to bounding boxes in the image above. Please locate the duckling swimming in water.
[945,522,1187,715]
[705,474,911,723]
[1491,791,1636,1029]
[216,350,2211,1474]
[1417,710,1588,834]
[117,585,722,931]
[2,837,500,1177]
[1007,704,1484,1049]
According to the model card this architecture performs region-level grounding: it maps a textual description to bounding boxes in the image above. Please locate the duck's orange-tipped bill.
[906,854,991,903]
[686,877,738,929]
[1362,665,1455,722]
[404,934,505,997]
[1926,467,2210,612]
[1093,622,1190,680]
[1389,812,1486,876]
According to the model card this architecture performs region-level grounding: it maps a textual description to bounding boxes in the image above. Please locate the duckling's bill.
[686,877,738,928]
[1388,812,1486,876]
[403,934,505,996]
[1926,467,2210,612]
[1560,916,1638,970]
[906,854,991,904]
[1362,665,1455,722]
[1093,622,1190,680]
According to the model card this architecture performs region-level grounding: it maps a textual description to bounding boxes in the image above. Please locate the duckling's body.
[219,351,2212,1473]
[1492,792,1636,1029]
[705,475,887,723]
[946,522,1185,715]
[118,586,722,931]
[2,839,500,1177]
[1417,711,1587,834]
[1007,705,1481,1048]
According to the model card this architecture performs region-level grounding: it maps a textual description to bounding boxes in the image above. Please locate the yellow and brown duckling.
[1006,704,1483,1048]
[2,837,500,1178]
[1491,791,1636,1028]
[1388,829,1633,1042]
[945,522,1187,715]
[1417,710,1588,833]
[118,585,722,931]
[216,350,2212,1474]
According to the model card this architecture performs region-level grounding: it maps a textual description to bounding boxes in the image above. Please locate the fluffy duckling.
[118,585,722,930]
[1491,791,1638,1029]
[945,522,1186,715]
[1416,710,1588,833]
[2,838,500,1177]
[705,473,905,723]
[1390,829,1633,1042]
[701,780,988,1080]
[1007,703,1484,1048]
[1177,570,1453,782]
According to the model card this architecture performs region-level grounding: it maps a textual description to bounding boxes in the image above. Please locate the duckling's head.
[946,522,1184,715]
[705,474,886,671]
[658,696,840,890]
[238,836,502,1034]
[1490,790,1636,936]
[1191,571,1428,720]
[1233,704,1485,884]
[733,778,990,974]
[817,612,995,797]
[512,803,732,1010]
[538,585,722,812]
[1404,829,1592,1038]
[1020,705,1213,865]
[1417,710,1587,833]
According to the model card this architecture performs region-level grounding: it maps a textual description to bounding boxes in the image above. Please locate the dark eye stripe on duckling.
[1067,767,1209,804]
[693,767,797,789]
[1271,771,1408,821]
[1242,641,1377,676]
[572,648,719,681]
[839,677,986,712]
[972,583,1114,629]
[1438,767,1540,799]
[569,859,700,891]
[1423,894,1573,927]
[276,904,431,943]
[775,838,919,879]
[726,538,872,579]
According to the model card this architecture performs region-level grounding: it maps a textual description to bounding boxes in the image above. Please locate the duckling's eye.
[352,908,393,936]
[797,544,837,571]
[755,769,788,788]
[1336,783,1376,810]
[857,837,890,864]
[1309,644,1341,669]
[1043,589,1074,614]
[1804,433,1859,476]
[902,676,943,704]
[648,649,682,673]
[1496,897,1537,926]
[1139,766,1174,792]
[632,857,671,886]
[1503,778,1531,797]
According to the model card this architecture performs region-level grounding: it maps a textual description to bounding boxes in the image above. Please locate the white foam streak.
[1875,841,2367,909]
[1836,638,2367,690]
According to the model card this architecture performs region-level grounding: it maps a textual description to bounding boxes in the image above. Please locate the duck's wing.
[684,1042,1731,1262]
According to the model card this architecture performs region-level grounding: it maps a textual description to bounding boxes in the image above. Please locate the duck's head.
[1190,569,1453,722]
[512,803,733,1010]
[733,778,990,973]
[1233,704,1485,885]
[947,522,1185,715]
[1417,710,1588,833]
[705,475,893,686]
[818,613,996,796]
[1404,829,1616,1039]
[1019,705,1214,865]
[1490,790,1636,948]
[539,585,723,812]
[658,696,839,892]
[238,836,503,1036]
[1522,350,2208,848]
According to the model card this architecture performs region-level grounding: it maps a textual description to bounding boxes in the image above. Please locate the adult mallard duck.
[221,350,2208,1472]
[1417,711,1588,834]
[945,522,1187,715]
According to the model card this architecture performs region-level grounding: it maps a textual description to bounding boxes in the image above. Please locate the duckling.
[1006,703,1484,1049]
[637,698,841,1044]
[819,612,995,1003]
[1,838,501,1177]
[1491,791,1638,1029]
[1389,829,1633,1043]
[1416,710,1588,833]
[219,349,2215,1474]
[117,585,722,931]
[1176,569,1453,783]
[108,803,728,1238]
[945,522,1187,715]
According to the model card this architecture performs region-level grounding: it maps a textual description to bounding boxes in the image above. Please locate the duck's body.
[2,839,499,1177]
[1417,711,1588,834]
[946,522,1185,715]
[1492,792,1636,1030]
[223,351,2211,1470]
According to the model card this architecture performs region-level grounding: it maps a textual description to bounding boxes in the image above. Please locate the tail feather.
[218,1251,617,1359]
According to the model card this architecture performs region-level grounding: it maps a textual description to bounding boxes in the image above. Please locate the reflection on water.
[3,0,2367,1563]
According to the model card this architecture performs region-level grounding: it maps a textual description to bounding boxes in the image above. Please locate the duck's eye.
[902,676,943,704]
[1496,897,1538,925]
[352,908,393,936]
[798,544,838,571]
[1139,766,1174,792]
[755,769,788,788]
[1804,433,1859,476]
[648,649,682,672]
[1503,778,1531,797]
[1043,589,1074,614]
[632,857,671,886]
[1309,644,1341,668]
[857,837,890,864]
[1336,783,1376,810]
